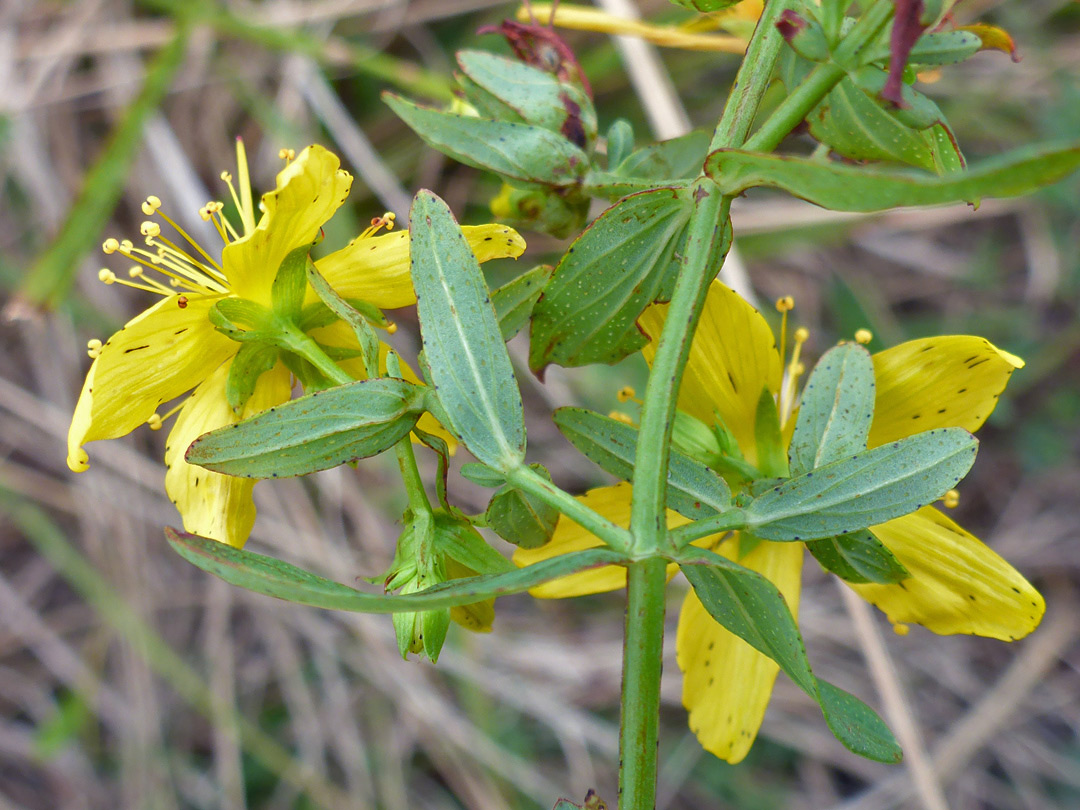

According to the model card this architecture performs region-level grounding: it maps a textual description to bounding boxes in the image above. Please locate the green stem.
[617,558,668,810]
[618,3,799,808]
[395,434,435,519]
[279,323,354,387]
[507,465,632,554]
[668,509,749,549]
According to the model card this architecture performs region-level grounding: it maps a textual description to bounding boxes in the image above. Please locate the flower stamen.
[942,489,960,509]
[855,328,873,345]
[780,326,809,427]
[608,410,636,425]
[86,338,103,358]
[235,137,256,234]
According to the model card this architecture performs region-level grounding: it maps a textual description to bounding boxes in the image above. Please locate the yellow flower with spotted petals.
[515,279,1043,763]
[68,141,525,547]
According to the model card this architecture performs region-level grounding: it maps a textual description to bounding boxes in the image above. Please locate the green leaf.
[456,51,597,149]
[459,462,506,488]
[754,387,787,478]
[529,188,693,371]
[225,343,280,414]
[486,464,560,549]
[745,428,978,541]
[705,141,1080,211]
[409,191,526,470]
[668,0,741,12]
[615,130,710,181]
[679,548,901,762]
[166,527,624,612]
[384,93,589,187]
[491,264,553,340]
[788,343,875,476]
[606,119,635,168]
[865,29,981,67]
[806,530,909,584]
[553,408,732,520]
[186,378,425,478]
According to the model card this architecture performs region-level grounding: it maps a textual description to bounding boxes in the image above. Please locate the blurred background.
[2,0,1079,808]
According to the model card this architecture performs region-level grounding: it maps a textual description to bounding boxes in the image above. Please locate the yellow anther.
[86,339,103,358]
[775,296,795,313]
[141,195,162,215]
[617,385,637,403]
[793,327,809,344]
[103,238,120,254]
[98,268,116,284]
[129,266,144,278]
[278,148,296,161]
[386,322,398,334]
[147,413,163,431]
[892,622,910,637]
[793,362,805,375]
[855,328,873,345]
[120,239,134,252]
[199,205,212,221]
[220,171,232,182]
[141,221,161,238]
[608,410,635,425]
[943,489,960,509]
[917,68,942,84]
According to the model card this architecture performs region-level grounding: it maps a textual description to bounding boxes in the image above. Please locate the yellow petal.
[222,144,353,305]
[513,482,696,597]
[869,336,1023,447]
[164,360,293,548]
[67,295,235,472]
[312,224,526,310]
[640,281,782,463]
[852,506,1044,640]
[677,538,803,763]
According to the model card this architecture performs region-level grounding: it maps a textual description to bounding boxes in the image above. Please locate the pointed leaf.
[529,188,693,371]
[384,93,588,187]
[486,464,559,549]
[166,527,623,612]
[705,141,1080,211]
[491,264,553,340]
[187,377,425,478]
[409,191,526,470]
[553,407,732,520]
[745,427,978,541]
[806,530,910,584]
[789,343,875,476]
[679,548,901,762]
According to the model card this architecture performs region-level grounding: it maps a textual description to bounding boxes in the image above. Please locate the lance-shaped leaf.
[806,530,909,584]
[166,527,623,612]
[789,343,876,476]
[409,191,526,471]
[491,264,553,340]
[529,188,693,371]
[745,427,978,541]
[553,407,732,520]
[584,130,710,199]
[186,378,426,478]
[705,141,1080,211]
[456,51,597,149]
[485,464,559,549]
[384,94,588,188]
[679,548,901,762]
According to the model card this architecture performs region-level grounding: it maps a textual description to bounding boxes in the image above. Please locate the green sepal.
[409,191,526,472]
[209,298,275,341]
[413,428,457,515]
[271,243,313,321]
[485,464,560,549]
[459,462,507,488]
[706,141,1080,211]
[744,428,978,541]
[186,377,427,478]
[434,515,514,575]
[754,387,788,478]
[779,11,831,63]
[529,187,694,371]
[806,530,910,584]
[306,259,381,377]
[384,93,589,188]
[225,342,280,414]
[678,547,901,762]
[553,407,732,520]
[671,410,724,468]
[490,184,589,239]
[491,264,554,340]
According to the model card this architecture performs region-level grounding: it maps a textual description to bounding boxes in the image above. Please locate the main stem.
[616,2,797,808]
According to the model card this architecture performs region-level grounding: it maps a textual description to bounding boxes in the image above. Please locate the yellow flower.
[515,280,1043,763]
[69,141,525,547]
